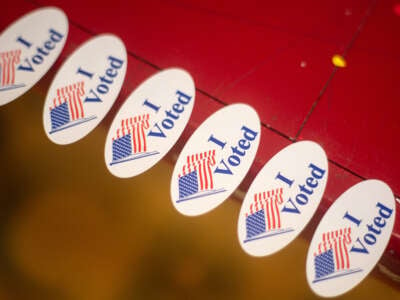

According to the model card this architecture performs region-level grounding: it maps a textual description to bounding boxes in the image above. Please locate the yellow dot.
[332,54,347,68]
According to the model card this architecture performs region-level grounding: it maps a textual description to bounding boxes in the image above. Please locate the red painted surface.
[354,0,400,57]
[213,37,337,138]
[1,0,36,27]
[2,0,399,280]
[165,0,371,47]
[395,3,400,17]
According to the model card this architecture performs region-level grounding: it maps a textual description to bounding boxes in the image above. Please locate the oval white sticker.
[238,141,328,256]
[0,7,68,106]
[306,180,395,297]
[105,68,195,178]
[43,34,127,145]
[171,103,261,216]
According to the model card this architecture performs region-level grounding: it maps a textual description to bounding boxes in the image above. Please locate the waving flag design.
[245,188,284,239]
[178,150,216,199]
[0,49,21,87]
[49,81,86,130]
[313,227,352,280]
[112,114,150,162]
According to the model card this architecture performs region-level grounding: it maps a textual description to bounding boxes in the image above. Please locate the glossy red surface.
[212,37,337,138]
[165,0,371,47]
[354,0,400,57]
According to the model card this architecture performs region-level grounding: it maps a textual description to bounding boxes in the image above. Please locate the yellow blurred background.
[0,84,399,300]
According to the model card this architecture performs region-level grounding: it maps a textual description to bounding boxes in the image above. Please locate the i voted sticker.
[171,103,260,216]
[0,7,68,106]
[306,180,395,297]
[238,141,328,256]
[105,68,195,178]
[43,34,127,145]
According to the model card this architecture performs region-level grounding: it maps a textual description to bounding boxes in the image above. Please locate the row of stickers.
[0,7,396,298]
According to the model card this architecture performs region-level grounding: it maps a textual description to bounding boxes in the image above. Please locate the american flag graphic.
[245,188,284,239]
[313,227,352,280]
[112,114,150,162]
[49,81,86,130]
[0,49,21,87]
[178,150,216,199]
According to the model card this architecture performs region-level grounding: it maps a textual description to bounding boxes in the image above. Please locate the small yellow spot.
[332,54,347,68]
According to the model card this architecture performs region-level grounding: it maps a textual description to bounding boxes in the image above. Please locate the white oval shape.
[43,34,127,145]
[306,180,395,297]
[238,141,328,256]
[171,103,261,216]
[105,68,195,178]
[0,7,68,106]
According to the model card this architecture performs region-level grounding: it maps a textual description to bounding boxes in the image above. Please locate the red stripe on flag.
[343,238,350,269]
[136,124,142,152]
[207,161,213,189]
[77,81,85,118]
[141,123,147,152]
[340,238,347,270]
[121,119,126,136]
[201,160,208,190]
[77,90,84,118]
[333,238,340,270]
[136,124,141,152]
[6,52,11,85]
[270,198,276,229]
[5,55,10,85]
[132,122,137,153]
[196,160,204,190]
[274,196,281,228]
[10,52,18,84]
[207,159,213,189]
[254,194,259,211]
[72,89,79,121]
[137,124,141,152]
[0,56,4,85]
[128,119,135,153]
[266,201,271,230]
[67,92,75,120]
